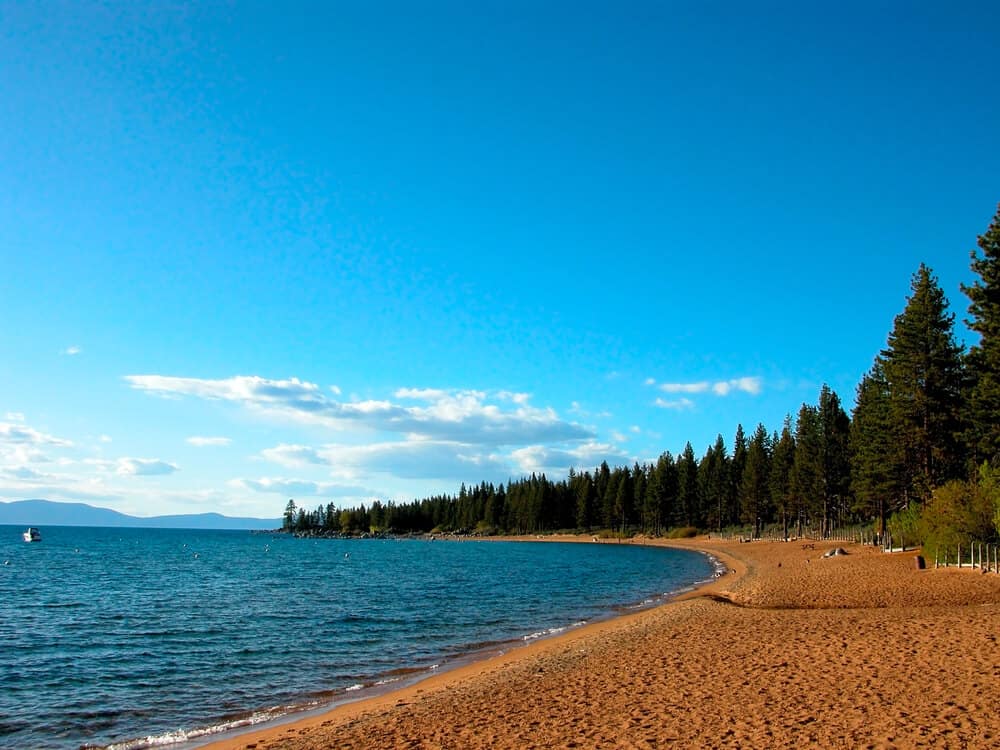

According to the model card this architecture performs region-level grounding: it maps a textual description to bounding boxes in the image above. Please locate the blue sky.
[2,1,998,518]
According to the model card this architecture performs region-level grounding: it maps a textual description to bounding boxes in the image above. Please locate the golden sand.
[202,537,1000,749]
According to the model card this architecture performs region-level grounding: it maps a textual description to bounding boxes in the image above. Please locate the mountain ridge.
[0,498,280,530]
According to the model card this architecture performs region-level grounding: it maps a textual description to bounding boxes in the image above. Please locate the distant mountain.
[0,499,280,530]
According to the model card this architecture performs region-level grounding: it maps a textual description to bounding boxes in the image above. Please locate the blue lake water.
[0,526,717,749]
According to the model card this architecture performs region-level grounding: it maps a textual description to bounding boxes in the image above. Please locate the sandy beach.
[202,537,1000,749]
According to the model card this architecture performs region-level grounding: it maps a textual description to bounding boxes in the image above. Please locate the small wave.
[522,621,584,641]
[703,551,729,577]
[99,707,288,750]
[344,683,364,692]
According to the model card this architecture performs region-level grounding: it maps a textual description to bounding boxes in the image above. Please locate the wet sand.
[202,536,1000,749]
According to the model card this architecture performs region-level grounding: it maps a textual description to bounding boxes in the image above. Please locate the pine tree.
[573,470,595,531]
[676,442,700,528]
[613,468,633,536]
[645,452,677,535]
[962,204,1000,464]
[632,462,647,532]
[881,264,966,504]
[283,498,297,531]
[792,404,822,535]
[740,423,772,538]
[728,425,748,528]
[698,435,729,532]
[596,461,613,528]
[769,417,796,539]
[850,362,902,534]
[818,384,851,535]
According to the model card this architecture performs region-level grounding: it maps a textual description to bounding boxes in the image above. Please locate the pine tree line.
[282,205,1000,543]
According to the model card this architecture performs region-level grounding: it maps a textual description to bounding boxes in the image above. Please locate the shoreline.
[194,535,745,750]
[197,534,1000,749]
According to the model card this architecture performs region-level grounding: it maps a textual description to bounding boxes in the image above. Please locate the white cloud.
[659,382,710,394]
[0,466,52,481]
[510,441,630,476]
[610,430,627,443]
[5,412,25,422]
[63,345,82,356]
[125,375,592,446]
[186,436,232,447]
[567,402,612,419]
[260,439,509,481]
[643,377,656,386]
[727,376,763,395]
[99,434,112,443]
[657,377,762,397]
[497,390,532,405]
[655,397,695,410]
[258,444,326,468]
[228,477,372,498]
[0,422,73,447]
[115,458,179,477]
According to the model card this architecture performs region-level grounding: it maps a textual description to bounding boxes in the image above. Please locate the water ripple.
[1,526,712,750]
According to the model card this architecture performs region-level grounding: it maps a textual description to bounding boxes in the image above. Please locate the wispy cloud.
[186,436,232,447]
[712,377,762,396]
[509,441,630,475]
[260,440,510,481]
[659,381,711,394]
[228,477,372,498]
[568,401,613,419]
[86,457,179,476]
[63,345,82,356]
[0,422,73,447]
[125,375,592,446]
[0,466,52,481]
[117,458,179,476]
[648,376,763,398]
[654,397,695,410]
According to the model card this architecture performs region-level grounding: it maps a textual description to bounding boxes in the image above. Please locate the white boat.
[22,527,41,542]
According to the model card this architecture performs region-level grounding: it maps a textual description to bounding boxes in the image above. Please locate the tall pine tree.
[740,423,772,538]
[698,435,729,532]
[676,442,700,527]
[769,417,796,539]
[881,264,965,505]
[962,204,1000,464]
[850,362,902,534]
[818,384,851,534]
[792,403,822,535]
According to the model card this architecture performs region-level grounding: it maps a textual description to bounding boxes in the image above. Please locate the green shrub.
[919,465,1000,554]
[886,505,922,548]
[666,526,698,539]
